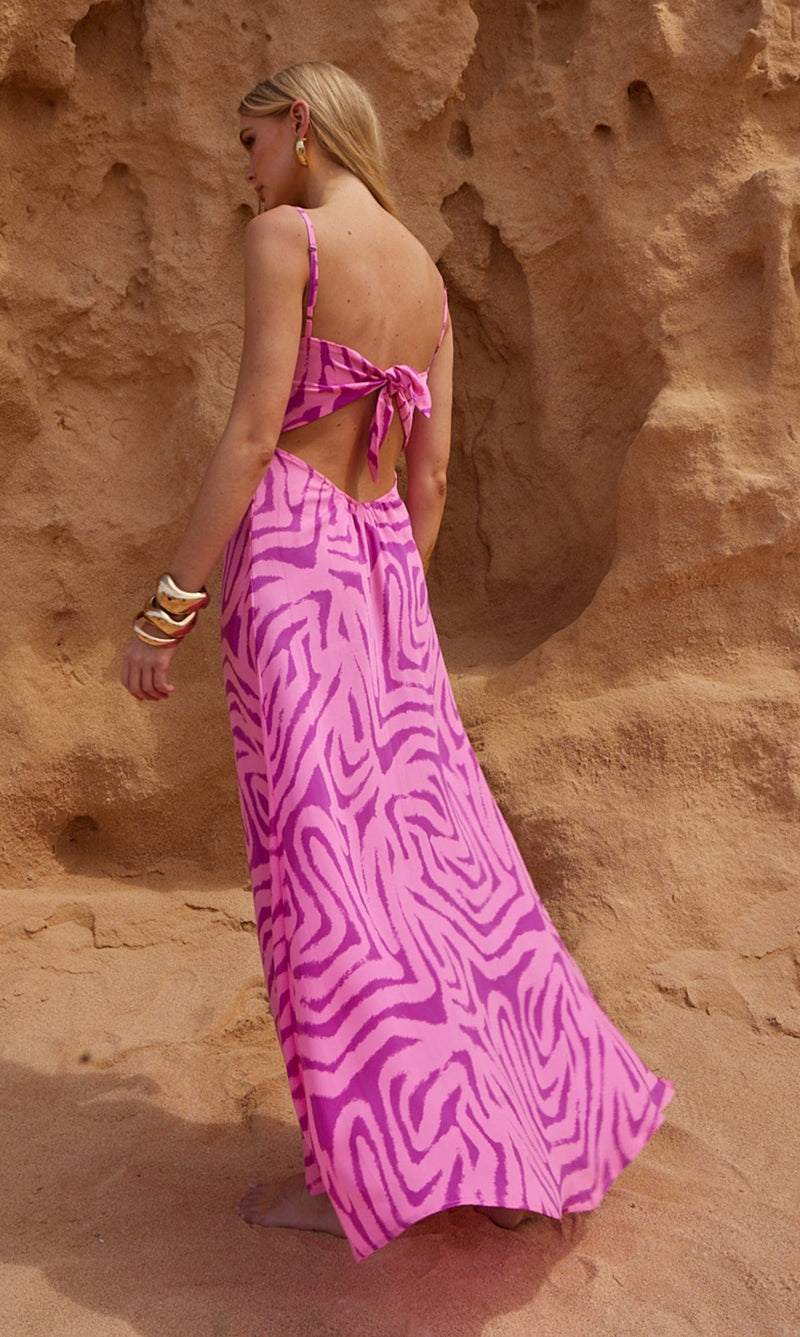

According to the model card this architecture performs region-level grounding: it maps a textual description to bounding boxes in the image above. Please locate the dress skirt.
[220,446,674,1261]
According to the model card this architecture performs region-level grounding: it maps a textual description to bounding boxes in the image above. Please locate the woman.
[121,62,673,1262]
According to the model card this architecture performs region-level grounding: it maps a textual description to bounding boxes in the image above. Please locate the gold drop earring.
[295,137,309,167]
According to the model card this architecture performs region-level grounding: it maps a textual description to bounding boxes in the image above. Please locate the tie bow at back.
[368,365,432,480]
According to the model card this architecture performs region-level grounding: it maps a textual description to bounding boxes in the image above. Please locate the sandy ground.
[1,874,798,1337]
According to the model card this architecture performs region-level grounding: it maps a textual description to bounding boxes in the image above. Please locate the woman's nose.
[244,161,255,182]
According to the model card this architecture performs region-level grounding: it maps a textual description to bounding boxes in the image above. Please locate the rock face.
[2,2,800,1332]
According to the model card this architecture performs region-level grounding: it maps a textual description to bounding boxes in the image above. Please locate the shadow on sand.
[0,1059,582,1337]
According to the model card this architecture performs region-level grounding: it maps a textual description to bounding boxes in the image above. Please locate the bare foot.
[476,1205,530,1229]
[237,1171,346,1239]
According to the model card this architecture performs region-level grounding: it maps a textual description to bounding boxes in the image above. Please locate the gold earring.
[295,137,308,167]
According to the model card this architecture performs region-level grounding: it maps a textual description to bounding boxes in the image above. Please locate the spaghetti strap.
[294,206,318,337]
[428,279,449,369]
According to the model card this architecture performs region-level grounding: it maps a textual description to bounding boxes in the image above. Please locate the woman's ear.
[291,99,311,140]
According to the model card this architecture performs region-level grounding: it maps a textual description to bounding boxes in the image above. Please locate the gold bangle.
[131,573,208,649]
[156,573,210,616]
[139,597,198,639]
[133,615,179,646]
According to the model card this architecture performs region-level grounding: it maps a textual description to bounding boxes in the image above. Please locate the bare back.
[277,199,450,501]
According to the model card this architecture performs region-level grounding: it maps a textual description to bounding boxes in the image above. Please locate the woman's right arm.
[404,319,453,573]
[120,206,307,702]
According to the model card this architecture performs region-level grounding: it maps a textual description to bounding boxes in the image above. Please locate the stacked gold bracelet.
[133,573,210,646]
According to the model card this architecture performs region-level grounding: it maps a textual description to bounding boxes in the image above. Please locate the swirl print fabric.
[221,447,674,1261]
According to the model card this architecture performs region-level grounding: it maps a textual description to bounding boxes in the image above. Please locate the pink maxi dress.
[220,206,674,1261]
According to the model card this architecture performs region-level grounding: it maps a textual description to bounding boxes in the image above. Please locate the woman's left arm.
[121,206,308,702]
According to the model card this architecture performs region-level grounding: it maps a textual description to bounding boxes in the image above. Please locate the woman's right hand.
[120,635,180,702]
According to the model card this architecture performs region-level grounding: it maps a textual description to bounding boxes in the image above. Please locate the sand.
[0,870,797,1336]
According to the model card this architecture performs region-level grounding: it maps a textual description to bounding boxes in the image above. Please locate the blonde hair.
[239,62,397,216]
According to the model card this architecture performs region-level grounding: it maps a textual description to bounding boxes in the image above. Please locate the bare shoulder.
[244,205,308,274]
[378,208,440,272]
[393,213,436,259]
[245,203,306,243]
[386,214,448,310]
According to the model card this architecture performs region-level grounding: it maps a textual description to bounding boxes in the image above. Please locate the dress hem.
[335,1078,675,1262]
